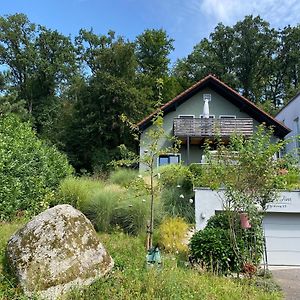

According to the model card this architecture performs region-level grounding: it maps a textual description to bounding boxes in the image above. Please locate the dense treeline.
[0,13,300,172]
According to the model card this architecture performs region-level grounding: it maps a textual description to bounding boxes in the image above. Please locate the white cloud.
[198,0,300,28]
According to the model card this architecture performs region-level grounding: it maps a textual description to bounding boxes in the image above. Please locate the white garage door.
[263,213,300,265]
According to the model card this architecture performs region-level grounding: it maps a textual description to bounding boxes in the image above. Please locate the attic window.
[203,94,211,102]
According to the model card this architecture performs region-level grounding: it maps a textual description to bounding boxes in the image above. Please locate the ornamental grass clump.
[56,177,105,208]
[158,217,189,254]
[109,168,138,187]
[112,195,150,235]
[159,165,195,222]
[79,184,124,232]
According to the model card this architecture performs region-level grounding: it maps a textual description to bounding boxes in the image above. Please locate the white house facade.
[276,93,300,162]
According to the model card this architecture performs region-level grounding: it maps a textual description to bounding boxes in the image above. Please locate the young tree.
[202,125,288,271]
[118,79,180,250]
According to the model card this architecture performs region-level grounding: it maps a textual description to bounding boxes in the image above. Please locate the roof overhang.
[137,74,291,139]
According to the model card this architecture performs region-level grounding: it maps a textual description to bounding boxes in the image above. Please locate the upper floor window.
[178,115,195,119]
[219,115,236,119]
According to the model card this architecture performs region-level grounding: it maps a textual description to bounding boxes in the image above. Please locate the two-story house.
[137,74,290,169]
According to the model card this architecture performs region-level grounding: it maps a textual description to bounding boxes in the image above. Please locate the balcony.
[173,118,253,138]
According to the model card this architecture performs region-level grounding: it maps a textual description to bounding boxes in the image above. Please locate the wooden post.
[187,136,190,165]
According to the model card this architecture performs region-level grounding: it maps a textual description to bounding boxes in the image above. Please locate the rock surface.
[6,204,114,299]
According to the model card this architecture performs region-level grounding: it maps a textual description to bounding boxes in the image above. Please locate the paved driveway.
[271,267,300,300]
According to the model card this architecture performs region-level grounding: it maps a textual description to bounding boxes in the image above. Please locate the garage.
[195,189,300,266]
[264,213,300,266]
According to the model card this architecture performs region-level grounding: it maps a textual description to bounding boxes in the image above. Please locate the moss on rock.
[6,204,114,299]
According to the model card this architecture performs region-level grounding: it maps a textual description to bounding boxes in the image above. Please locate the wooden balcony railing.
[173,118,253,138]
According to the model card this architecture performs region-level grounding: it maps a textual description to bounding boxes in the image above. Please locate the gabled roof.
[137,74,291,138]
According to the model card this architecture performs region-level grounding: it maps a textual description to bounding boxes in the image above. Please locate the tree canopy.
[1,13,300,172]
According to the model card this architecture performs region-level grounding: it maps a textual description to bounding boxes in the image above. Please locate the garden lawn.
[0,220,282,300]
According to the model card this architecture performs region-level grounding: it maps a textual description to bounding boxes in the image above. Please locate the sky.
[1,0,300,64]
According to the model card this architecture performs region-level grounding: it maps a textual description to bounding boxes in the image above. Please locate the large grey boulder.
[6,204,114,299]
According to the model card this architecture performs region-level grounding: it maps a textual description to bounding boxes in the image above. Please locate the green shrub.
[159,164,193,192]
[190,164,223,188]
[109,168,138,187]
[56,177,104,208]
[158,217,189,254]
[190,227,235,273]
[283,168,300,189]
[190,212,264,274]
[0,115,73,220]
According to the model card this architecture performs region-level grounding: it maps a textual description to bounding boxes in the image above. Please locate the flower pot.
[240,213,251,229]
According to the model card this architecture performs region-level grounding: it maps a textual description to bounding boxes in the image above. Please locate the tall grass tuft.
[113,195,150,235]
[79,184,124,232]
[109,168,138,187]
[160,187,195,223]
[56,177,104,208]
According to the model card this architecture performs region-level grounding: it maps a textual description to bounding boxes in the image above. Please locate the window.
[178,115,195,119]
[158,154,180,166]
[199,114,215,119]
[219,115,236,119]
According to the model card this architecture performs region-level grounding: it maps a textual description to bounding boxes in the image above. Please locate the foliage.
[199,126,287,272]
[0,115,73,220]
[1,12,300,173]
[0,13,78,137]
[160,187,195,223]
[158,217,189,254]
[67,232,281,300]
[55,177,104,208]
[0,219,35,299]
[112,194,154,235]
[174,15,300,111]
[207,212,264,268]
[190,227,236,274]
[190,163,224,189]
[79,185,124,232]
[203,125,287,210]
[158,164,195,222]
[57,176,159,235]
[279,166,300,189]
[117,78,181,249]
[109,168,138,187]
[0,220,282,299]
[191,213,263,275]
[136,29,174,78]
[64,72,145,172]
[135,29,179,107]
[159,164,193,191]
